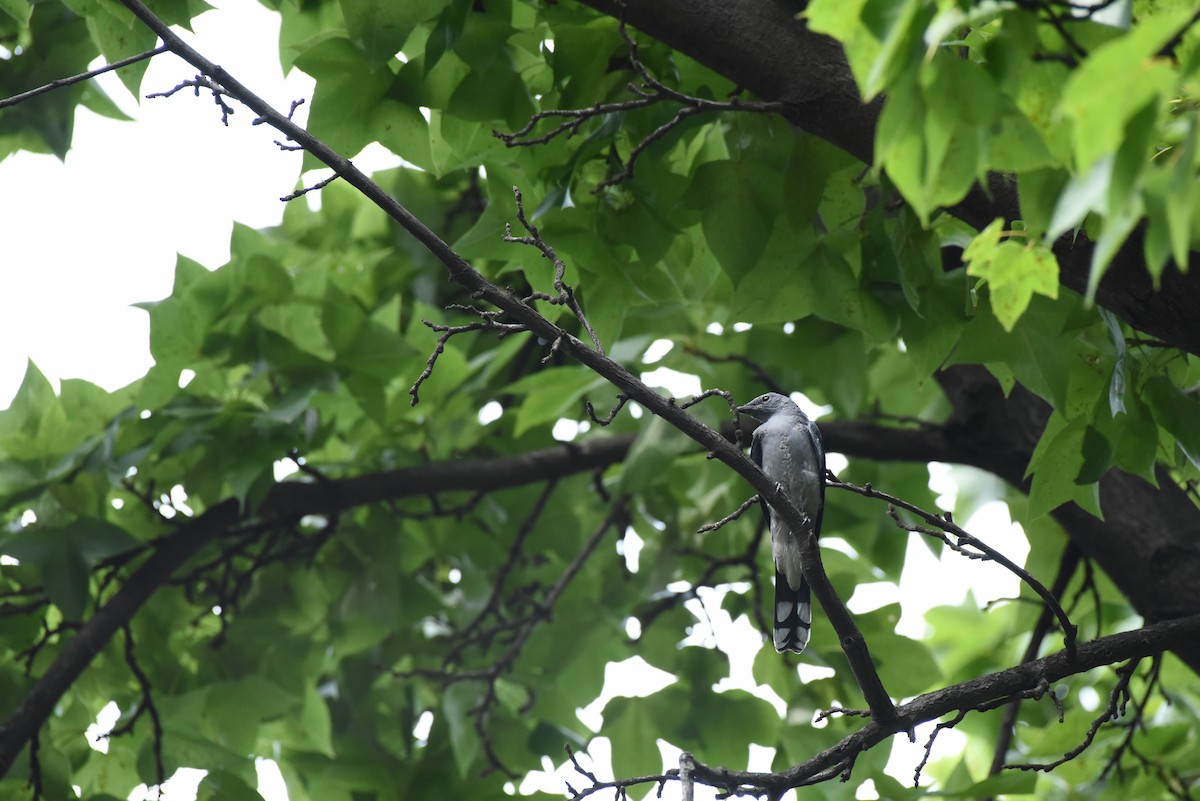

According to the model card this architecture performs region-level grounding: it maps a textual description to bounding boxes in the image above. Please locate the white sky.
[0,0,306,406]
[0,3,1034,800]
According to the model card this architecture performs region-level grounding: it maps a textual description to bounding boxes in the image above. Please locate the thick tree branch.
[0,436,633,777]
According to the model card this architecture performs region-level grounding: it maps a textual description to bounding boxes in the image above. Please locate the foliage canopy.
[3,0,1200,799]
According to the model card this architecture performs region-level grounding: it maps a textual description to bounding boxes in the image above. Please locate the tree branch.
[112,0,902,727]
[0,436,634,777]
[600,613,1200,798]
[0,46,169,111]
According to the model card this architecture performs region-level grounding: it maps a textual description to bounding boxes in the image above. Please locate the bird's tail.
[773,569,811,654]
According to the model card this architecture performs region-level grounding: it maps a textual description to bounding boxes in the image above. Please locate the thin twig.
[281,172,339,201]
[585,394,629,426]
[505,187,605,353]
[146,74,236,124]
[696,495,758,534]
[681,345,788,396]
[828,476,1079,660]
[409,318,527,405]
[0,45,169,111]
[495,19,785,190]
[985,544,1081,788]
[1005,660,1140,773]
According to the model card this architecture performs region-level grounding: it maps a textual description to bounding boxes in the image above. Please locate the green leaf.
[84,4,156,95]
[1100,309,1127,416]
[951,298,1072,410]
[988,110,1055,172]
[1,520,138,620]
[1060,10,1187,171]
[375,100,434,172]
[1026,414,1103,520]
[1077,425,1112,484]
[1165,116,1198,275]
[2,528,89,620]
[0,361,56,456]
[0,0,31,27]
[507,368,607,437]
[1046,154,1112,243]
[293,37,394,165]
[861,0,924,100]
[803,0,866,42]
[338,0,449,65]
[1143,376,1200,469]
[261,685,334,758]
[197,770,266,801]
[603,692,685,780]
[617,416,693,496]
[856,604,942,696]
[1109,99,1158,219]
[204,677,300,755]
[936,768,1037,797]
[442,682,483,778]
[686,160,776,283]
[964,222,1059,332]
[696,690,781,765]
[876,73,930,223]
[1086,192,1143,305]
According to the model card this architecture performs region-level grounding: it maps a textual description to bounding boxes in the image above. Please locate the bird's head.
[736,392,798,422]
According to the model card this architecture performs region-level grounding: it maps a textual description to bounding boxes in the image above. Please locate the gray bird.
[736,392,825,654]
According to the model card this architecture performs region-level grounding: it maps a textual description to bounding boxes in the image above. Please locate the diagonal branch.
[110,0,901,728]
[0,45,169,111]
[827,476,1078,659]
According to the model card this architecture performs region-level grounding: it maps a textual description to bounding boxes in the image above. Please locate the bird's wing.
[749,427,773,529]
[802,416,826,536]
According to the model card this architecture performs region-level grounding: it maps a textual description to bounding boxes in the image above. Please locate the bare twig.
[280,172,339,201]
[409,317,527,405]
[585,394,629,426]
[505,187,604,353]
[105,626,165,790]
[394,501,629,776]
[1005,660,1140,773]
[443,480,560,668]
[986,545,1082,785]
[915,678,1056,786]
[640,506,770,645]
[696,494,757,534]
[679,388,737,413]
[495,20,786,190]
[828,475,1079,660]
[565,741,670,800]
[146,74,236,124]
[0,45,169,111]
[815,706,872,723]
[680,345,788,396]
